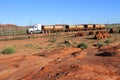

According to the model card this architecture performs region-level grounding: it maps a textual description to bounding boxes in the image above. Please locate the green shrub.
[47,44,52,46]
[49,38,56,43]
[25,44,33,48]
[64,40,71,47]
[104,40,112,45]
[96,42,105,49]
[2,47,15,54]
[65,43,71,47]
[77,43,88,50]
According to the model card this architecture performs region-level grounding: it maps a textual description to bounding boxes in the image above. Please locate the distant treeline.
[106,23,120,25]
[105,24,120,29]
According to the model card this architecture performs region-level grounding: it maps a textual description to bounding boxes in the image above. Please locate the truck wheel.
[30,31,34,34]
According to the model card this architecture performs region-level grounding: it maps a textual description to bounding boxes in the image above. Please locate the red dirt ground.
[0,44,120,80]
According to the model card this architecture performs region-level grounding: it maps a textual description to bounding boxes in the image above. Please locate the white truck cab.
[27,24,42,34]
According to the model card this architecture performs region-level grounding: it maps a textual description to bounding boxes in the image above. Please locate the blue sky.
[0,0,120,26]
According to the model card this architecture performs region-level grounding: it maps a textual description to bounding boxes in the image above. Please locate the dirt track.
[0,44,120,80]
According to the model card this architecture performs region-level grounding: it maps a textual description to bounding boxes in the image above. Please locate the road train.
[27,24,106,34]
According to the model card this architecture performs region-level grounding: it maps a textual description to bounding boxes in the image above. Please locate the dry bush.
[75,32,85,37]
[88,31,95,35]
[109,28,116,33]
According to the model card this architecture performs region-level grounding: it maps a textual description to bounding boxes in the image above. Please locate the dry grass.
[0,31,120,55]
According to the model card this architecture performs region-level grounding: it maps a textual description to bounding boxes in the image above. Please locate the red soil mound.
[94,31,110,39]
[0,24,18,28]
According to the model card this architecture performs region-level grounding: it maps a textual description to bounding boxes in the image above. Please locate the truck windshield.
[32,26,34,28]
[32,26,36,28]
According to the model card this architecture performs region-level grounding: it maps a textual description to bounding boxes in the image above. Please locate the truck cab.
[27,24,42,34]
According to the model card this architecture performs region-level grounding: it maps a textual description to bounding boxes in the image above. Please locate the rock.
[94,31,109,39]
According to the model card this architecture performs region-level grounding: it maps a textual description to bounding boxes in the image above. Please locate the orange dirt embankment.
[0,45,120,80]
